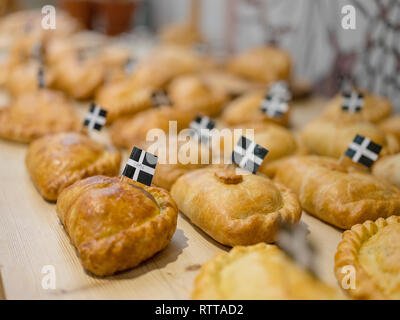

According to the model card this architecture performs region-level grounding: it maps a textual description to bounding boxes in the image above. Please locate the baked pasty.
[168,75,228,117]
[26,132,121,201]
[226,46,291,85]
[192,243,343,299]
[274,156,400,229]
[111,107,194,149]
[335,216,400,299]
[301,118,399,159]
[56,175,178,276]
[160,23,204,47]
[372,154,400,189]
[221,90,289,127]
[0,89,80,143]
[95,78,154,123]
[380,115,400,144]
[321,91,392,123]
[171,167,302,246]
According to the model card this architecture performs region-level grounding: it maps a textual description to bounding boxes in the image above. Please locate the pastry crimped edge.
[56,176,178,276]
[26,138,122,201]
[334,215,400,300]
[171,169,302,247]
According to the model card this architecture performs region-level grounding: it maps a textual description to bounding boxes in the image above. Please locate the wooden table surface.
[0,93,344,300]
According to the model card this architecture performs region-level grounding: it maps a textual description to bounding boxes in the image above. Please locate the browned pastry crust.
[221,90,290,127]
[226,46,291,85]
[168,74,228,117]
[0,89,80,143]
[372,154,400,189]
[274,156,400,229]
[321,91,392,123]
[334,216,400,299]
[160,23,204,46]
[26,132,121,201]
[301,118,399,158]
[193,243,344,299]
[380,115,400,144]
[171,167,302,246]
[56,175,178,276]
[95,78,154,123]
[110,107,194,149]
[6,60,56,97]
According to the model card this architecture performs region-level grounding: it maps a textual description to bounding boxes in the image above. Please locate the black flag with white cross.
[260,95,289,118]
[341,91,364,113]
[83,103,107,131]
[122,147,158,186]
[232,136,268,174]
[151,90,171,107]
[190,115,215,143]
[268,81,291,101]
[276,222,317,276]
[345,134,382,168]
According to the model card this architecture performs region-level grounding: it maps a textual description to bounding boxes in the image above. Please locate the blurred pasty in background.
[274,156,400,229]
[110,106,194,149]
[380,115,400,144]
[0,89,79,143]
[56,175,178,276]
[160,23,204,47]
[226,46,291,85]
[372,154,400,189]
[335,216,400,299]
[221,90,290,127]
[168,74,228,117]
[192,243,343,300]
[26,132,121,201]
[321,91,392,124]
[171,167,302,246]
[301,118,399,159]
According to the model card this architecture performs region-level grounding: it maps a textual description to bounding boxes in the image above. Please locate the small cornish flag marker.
[260,95,289,118]
[38,67,45,89]
[151,90,171,107]
[232,136,268,174]
[268,81,291,101]
[83,103,107,131]
[341,91,364,113]
[190,115,215,143]
[344,134,382,168]
[122,147,158,186]
[124,57,137,74]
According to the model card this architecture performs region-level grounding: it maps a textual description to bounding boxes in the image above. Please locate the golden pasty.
[6,60,56,97]
[111,107,194,149]
[192,243,343,300]
[335,216,400,299]
[160,23,204,47]
[226,46,291,85]
[321,91,392,123]
[95,78,154,123]
[0,89,80,143]
[26,132,121,201]
[372,154,400,189]
[168,75,228,117]
[274,156,400,229]
[301,118,399,159]
[221,90,289,127]
[171,167,302,246]
[380,115,400,144]
[56,175,178,276]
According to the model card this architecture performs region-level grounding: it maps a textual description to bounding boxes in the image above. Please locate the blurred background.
[2,0,399,109]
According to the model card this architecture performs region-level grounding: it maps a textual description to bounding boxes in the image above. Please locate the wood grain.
[0,93,343,299]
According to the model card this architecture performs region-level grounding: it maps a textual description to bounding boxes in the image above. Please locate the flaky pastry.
[226,46,291,85]
[56,175,178,276]
[335,216,400,299]
[171,167,302,246]
[274,156,400,229]
[0,89,80,143]
[221,90,289,127]
[301,118,399,158]
[192,243,343,299]
[26,132,121,201]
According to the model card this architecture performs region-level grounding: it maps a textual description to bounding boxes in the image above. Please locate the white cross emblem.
[348,137,379,163]
[126,151,156,182]
[342,91,364,113]
[260,95,288,118]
